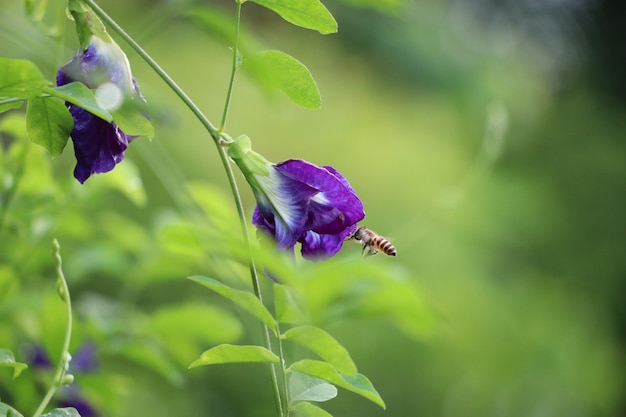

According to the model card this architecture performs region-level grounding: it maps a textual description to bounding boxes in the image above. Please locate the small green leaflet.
[188,276,277,328]
[41,408,81,417]
[0,57,50,99]
[189,344,279,368]
[0,349,28,379]
[248,0,337,34]
[289,372,337,403]
[243,50,321,108]
[47,83,113,122]
[0,402,25,417]
[26,98,73,157]
[283,326,357,375]
[289,359,385,409]
[110,99,154,139]
[293,401,333,417]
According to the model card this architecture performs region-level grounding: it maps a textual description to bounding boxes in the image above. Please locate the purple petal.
[68,105,131,183]
[276,160,365,233]
[23,345,52,369]
[252,169,318,250]
[299,224,356,260]
[70,342,98,372]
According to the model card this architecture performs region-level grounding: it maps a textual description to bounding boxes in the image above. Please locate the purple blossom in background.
[57,6,147,183]
[24,342,100,417]
[229,136,365,260]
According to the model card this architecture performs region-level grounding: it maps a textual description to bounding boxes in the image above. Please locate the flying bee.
[349,226,397,257]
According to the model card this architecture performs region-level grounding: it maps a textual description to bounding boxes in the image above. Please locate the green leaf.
[188,276,277,328]
[47,83,113,122]
[41,408,81,417]
[0,58,50,98]
[23,0,48,21]
[110,98,153,139]
[243,50,321,108]
[0,402,25,417]
[0,349,28,379]
[274,284,307,324]
[293,401,333,417]
[26,97,73,157]
[283,326,357,375]
[0,100,23,113]
[189,344,279,368]
[289,360,385,409]
[249,0,337,34]
[289,372,337,403]
[148,303,244,367]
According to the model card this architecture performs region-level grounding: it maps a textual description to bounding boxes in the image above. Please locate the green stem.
[276,324,290,415]
[83,1,285,415]
[82,0,220,141]
[32,239,73,417]
[220,0,242,131]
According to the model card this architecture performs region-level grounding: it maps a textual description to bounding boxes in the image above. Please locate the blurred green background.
[1,0,625,416]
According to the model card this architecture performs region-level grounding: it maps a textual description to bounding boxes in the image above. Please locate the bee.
[349,226,397,257]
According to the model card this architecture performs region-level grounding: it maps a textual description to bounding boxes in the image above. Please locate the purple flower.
[229,136,365,260]
[23,342,100,416]
[57,6,147,183]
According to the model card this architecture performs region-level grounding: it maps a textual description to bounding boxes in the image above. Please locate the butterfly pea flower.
[57,2,147,183]
[228,136,365,260]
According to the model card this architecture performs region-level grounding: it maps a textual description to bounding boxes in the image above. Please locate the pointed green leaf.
[283,326,357,375]
[0,58,50,98]
[293,402,333,417]
[46,83,113,122]
[0,402,25,417]
[244,50,321,108]
[41,408,81,417]
[0,349,28,379]
[188,276,277,328]
[26,97,73,157]
[189,344,279,368]
[274,284,307,324]
[289,372,337,403]
[110,98,153,139]
[249,0,337,34]
[289,359,385,409]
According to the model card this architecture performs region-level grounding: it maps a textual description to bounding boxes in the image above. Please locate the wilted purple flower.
[229,136,365,260]
[57,5,147,183]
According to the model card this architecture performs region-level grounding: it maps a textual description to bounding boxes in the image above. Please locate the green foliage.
[189,344,279,367]
[248,0,337,34]
[188,276,277,328]
[0,402,24,417]
[0,349,27,379]
[0,57,50,99]
[289,360,385,409]
[243,50,321,108]
[41,408,81,417]
[289,373,337,403]
[292,401,333,417]
[23,0,48,22]
[283,326,356,375]
[110,99,154,139]
[48,83,113,122]
[26,97,72,157]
